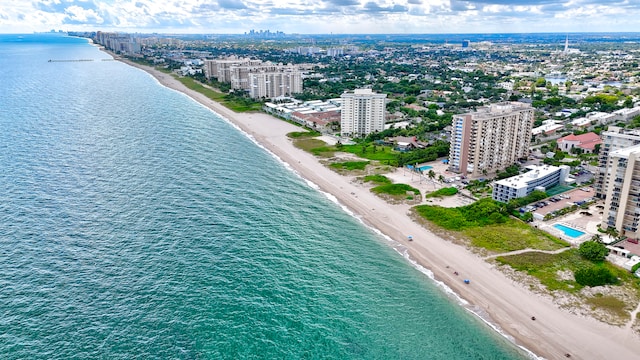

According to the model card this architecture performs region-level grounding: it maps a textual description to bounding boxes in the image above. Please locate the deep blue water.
[0,33,529,359]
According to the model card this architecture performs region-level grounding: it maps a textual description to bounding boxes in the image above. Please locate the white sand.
[119,58,640,360]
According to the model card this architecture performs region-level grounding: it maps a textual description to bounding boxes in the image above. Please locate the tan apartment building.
[204,57,261,83]
[340,89,386,137]
[204,58,302,99]
[602,144,640,240]
[449,102,534,178]
[248,66,302,99]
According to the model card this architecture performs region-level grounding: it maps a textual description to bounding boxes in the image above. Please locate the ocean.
[0,33,529,359]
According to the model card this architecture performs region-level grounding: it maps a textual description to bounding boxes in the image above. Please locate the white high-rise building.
[340,89,386,137]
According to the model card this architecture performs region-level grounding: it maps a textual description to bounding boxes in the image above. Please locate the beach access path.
[117,58,640,360]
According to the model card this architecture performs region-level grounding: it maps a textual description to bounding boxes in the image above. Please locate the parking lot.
[524,186,596,218]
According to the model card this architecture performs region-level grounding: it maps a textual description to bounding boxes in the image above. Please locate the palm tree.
[428,169,436,188]
[591,234,603,243]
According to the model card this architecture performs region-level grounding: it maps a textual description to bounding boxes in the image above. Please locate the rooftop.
[610,143,640,159]
[495,165,562,190]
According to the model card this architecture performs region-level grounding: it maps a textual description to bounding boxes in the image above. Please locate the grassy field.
[287,130,321,138]
[414,198,570,252]
[362,174,392,185]
[424,187,458,198]
[329,161,370,171]
[292,138,335,157]
[174,76,262,112]
[495,249,635,293]
[463,220,569,253]
[340,143,399,163]
[371,183,421,203]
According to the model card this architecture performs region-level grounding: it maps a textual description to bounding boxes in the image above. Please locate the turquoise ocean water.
[0,34,530,359]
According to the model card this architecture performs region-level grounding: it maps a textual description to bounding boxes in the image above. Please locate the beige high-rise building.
[594,126,640,199]
[449,102,534,178]
[340,89,387,137]
[204,58,302,99]
[248,67,302,99]
[601,144,640,240]
[204,57,261,83]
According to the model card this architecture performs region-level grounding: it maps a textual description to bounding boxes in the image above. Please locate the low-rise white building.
[492,165,571,203]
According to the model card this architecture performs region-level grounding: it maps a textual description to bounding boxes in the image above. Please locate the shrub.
[371,183,420,196]
[579,241,609,262]
[574,266,618,287]
[362,174,392,185]
[329,161,370,171]
[424,187,458,198]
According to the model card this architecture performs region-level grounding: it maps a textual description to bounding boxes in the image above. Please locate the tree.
[578,241,609,262]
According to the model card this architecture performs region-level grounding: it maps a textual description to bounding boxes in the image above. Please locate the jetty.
[47,59,94,62]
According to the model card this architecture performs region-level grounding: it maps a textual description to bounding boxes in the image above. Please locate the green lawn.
[424,187,458,198]
[463,220,569,253]
[287,130,321,138]
[414,198,570,252]
[340,144,399,163]
[329,161,370,171]
[362,174,392,185]
[292,138,335,157]
[495,249,636,293]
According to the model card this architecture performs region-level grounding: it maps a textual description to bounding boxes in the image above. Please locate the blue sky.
[0,0,638,34]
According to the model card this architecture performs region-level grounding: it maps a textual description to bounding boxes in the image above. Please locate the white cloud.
[65,5,103,23]
[0,0,638,33]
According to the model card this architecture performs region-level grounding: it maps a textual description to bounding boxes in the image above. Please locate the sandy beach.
[118,58,640,359]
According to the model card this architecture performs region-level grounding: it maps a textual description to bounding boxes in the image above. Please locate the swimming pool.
[418,165,433,172]
[553,224,585,238]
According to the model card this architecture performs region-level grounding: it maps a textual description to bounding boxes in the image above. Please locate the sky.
[0,0,638,34]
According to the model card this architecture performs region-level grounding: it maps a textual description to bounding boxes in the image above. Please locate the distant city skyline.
[1,0,639,35]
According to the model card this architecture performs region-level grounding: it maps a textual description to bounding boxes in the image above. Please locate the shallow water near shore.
[0,34,529,359]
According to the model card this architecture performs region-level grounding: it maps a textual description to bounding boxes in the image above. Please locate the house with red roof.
[556,132,603,154]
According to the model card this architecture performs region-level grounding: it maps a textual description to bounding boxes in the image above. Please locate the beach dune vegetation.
[415,198,569,252]
[424,187,458,198]
[574,266,619,287]
[362,174,392,185]
[330,161,370,171]
[371,183,420,196]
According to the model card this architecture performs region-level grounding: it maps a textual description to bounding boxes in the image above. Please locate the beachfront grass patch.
[414,198,570,253]
[495,249,637,294]
[586,295,628,319]
[362,174,392,185]
[287,130,322,139]
[496,249,586,292]
[371,183,420,196]
[340,144,398,163]
[329,161,370,171]
[174,77,262,112]
[425,187,458,198]
[292,138,335,157]
[414,198,507,230]
[463,221,569,253]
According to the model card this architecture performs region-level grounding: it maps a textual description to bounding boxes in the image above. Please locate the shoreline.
[114,56,640,359]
